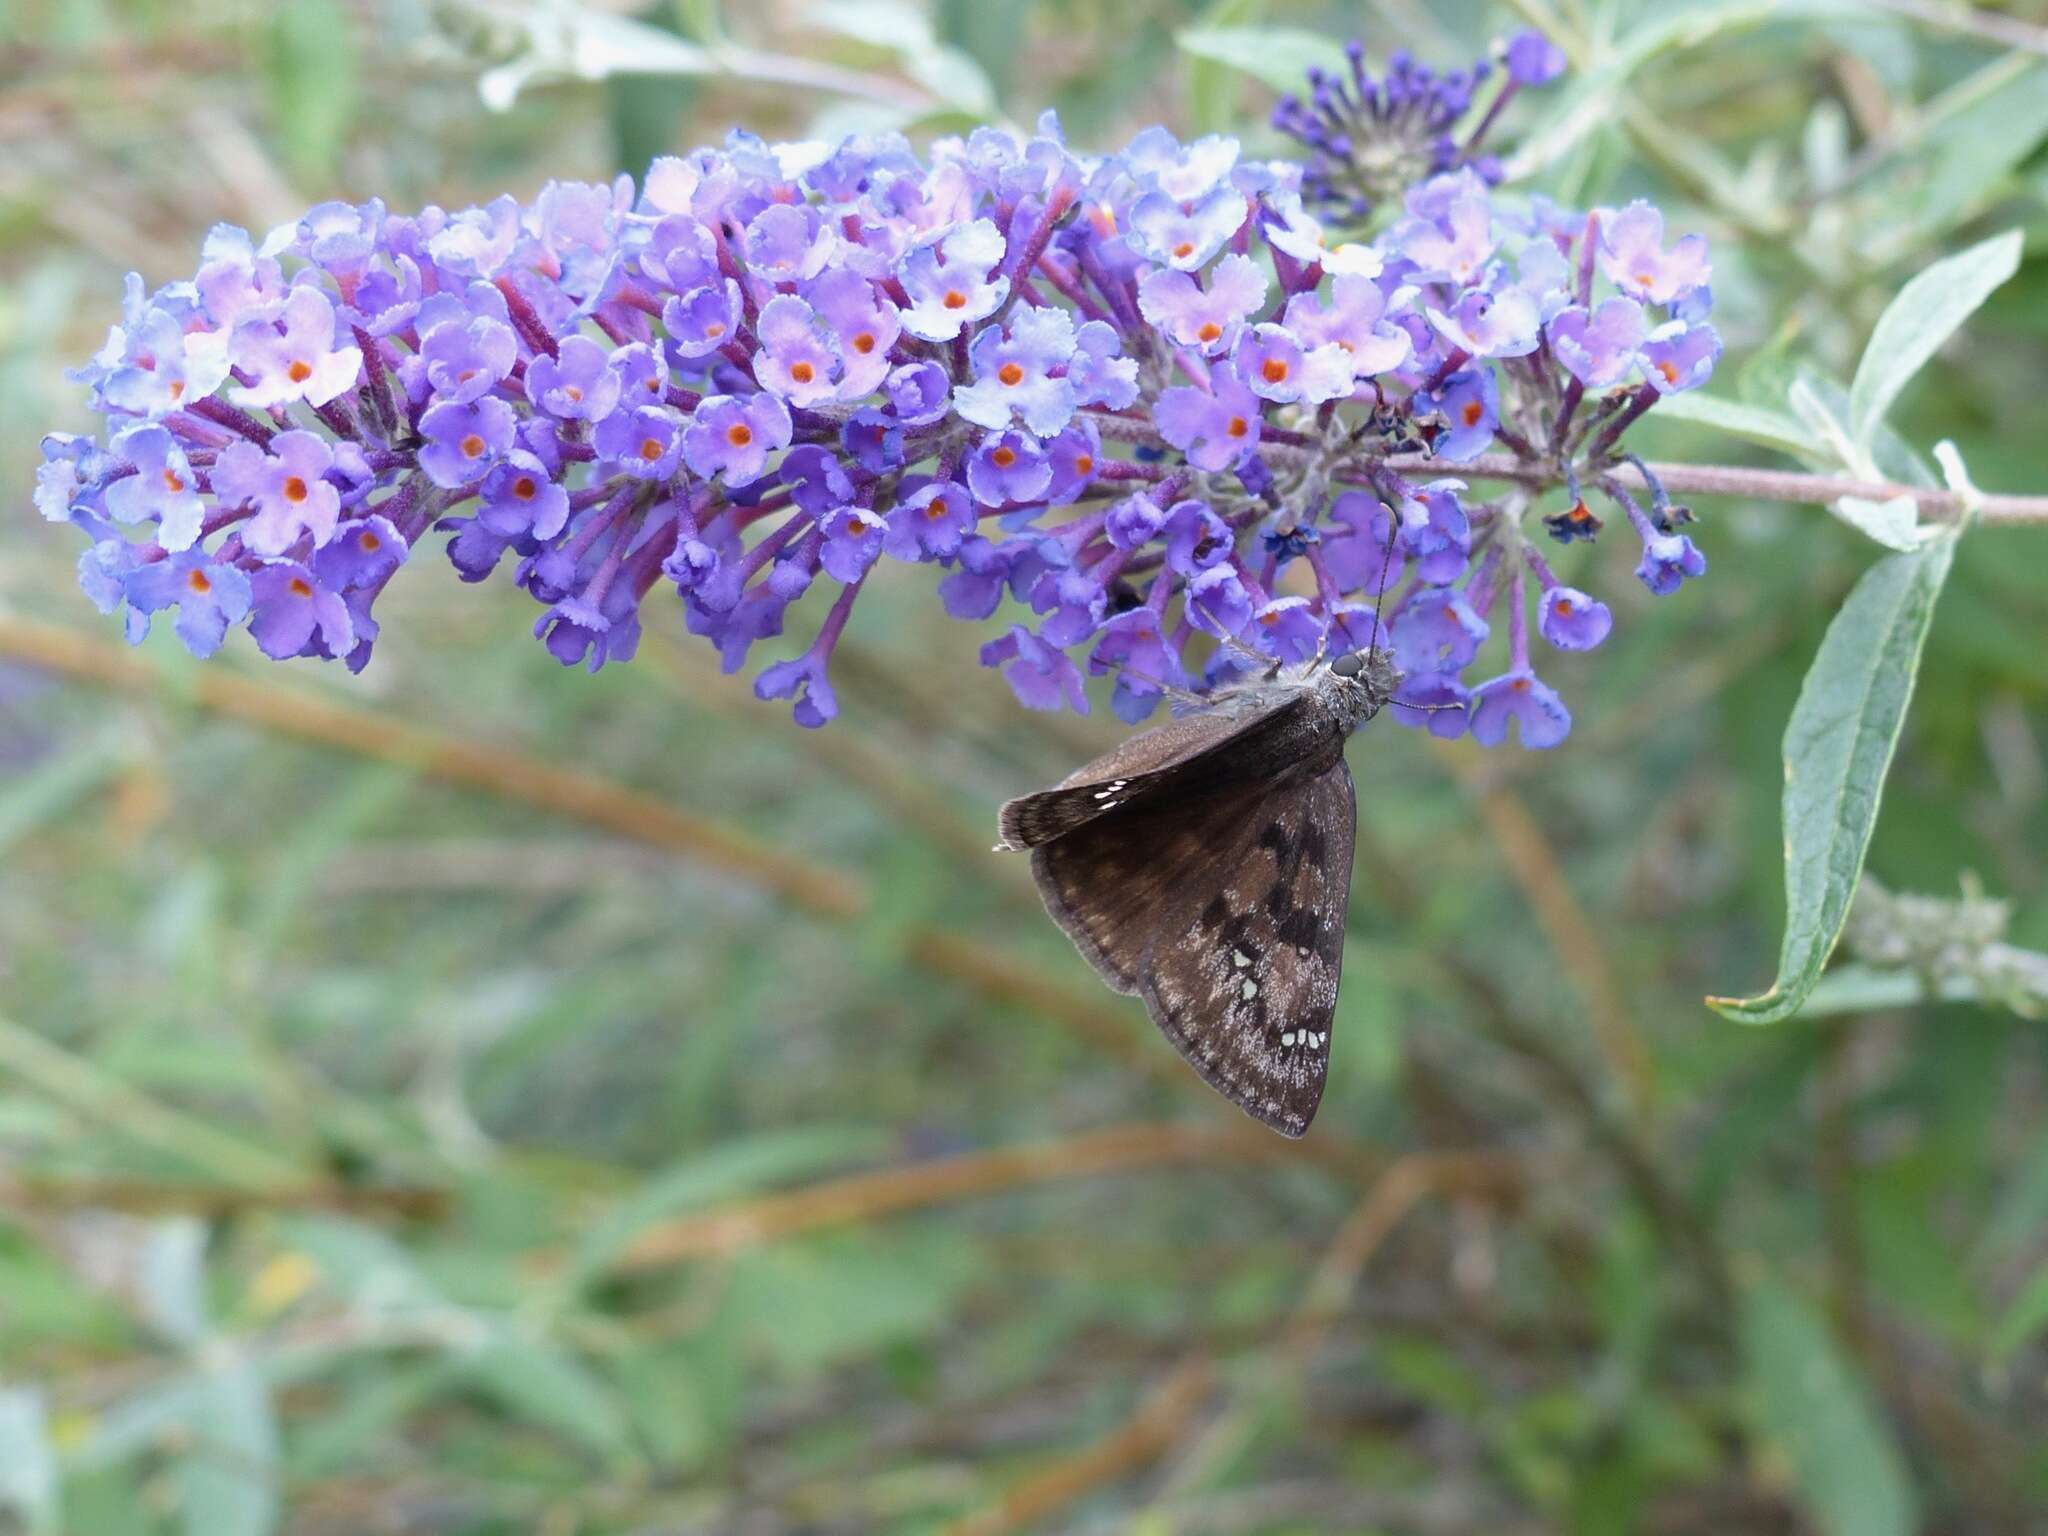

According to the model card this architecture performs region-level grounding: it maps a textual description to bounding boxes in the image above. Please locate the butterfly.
[995,645,1399,1137]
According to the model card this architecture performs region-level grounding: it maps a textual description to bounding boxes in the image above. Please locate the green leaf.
[565,1123,890,1288]
[465,1331,639,1469]
[175,1358,279,1536]
[1740,1279,1915,1536]
[0,1388,58,1536]
[476,8,717,111]
[1173,26,1348,95]
[1183,0,1264,133]
[1989,1266,2048,1365]
[1709,533,1957,1024]
[1847,229,2024,449]
[1793,963,1978,1018]
[1650,392,1814,459]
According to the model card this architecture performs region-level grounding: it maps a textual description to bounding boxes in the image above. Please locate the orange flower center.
[991,446,1017,468]
[512,476,537,500]
[704,322,726,340]
[1260,358,1289,385]
[998,362,1025,386]
[460,434,485,458]
[168,380,185,402]
[286,359,313,383]
[162,469,185,493]
[726,424,753,448]
[1172,241,1194,259]
[289,577,314,597]
[1461,400,1484,427]
[852,331,876,354]
[1510,676,1531,692]
[791,361,816,384]
[187,569,212,594]
[640,437,663,460]
[565,385,583,401]
[943,289,967,310]
[1552,598,1573,616]
[1073,455,1093,475]
[359,531,382,551]
[1657,360,1679,384]
[844,516,868,535]
[1225,415,1249,439]
[1197,322,1222,343]
[925,501,948,520]
[282,475,308,504]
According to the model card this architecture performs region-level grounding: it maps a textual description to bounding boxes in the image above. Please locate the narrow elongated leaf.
[0,1388,58,1536]
[1710,533,1957,1024]
[176,1359,279,1536]
[1990,1266,2048,1364]
[1174,26,1348,94]
[1652,392,1815,458]
[1741,1279,1915,1536]
[1847,230,2023,448]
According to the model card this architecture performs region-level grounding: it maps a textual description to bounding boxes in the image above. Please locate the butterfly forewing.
[1141,761,1355,1136]
[998,691,1314,850]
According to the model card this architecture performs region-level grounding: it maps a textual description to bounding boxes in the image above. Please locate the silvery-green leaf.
[1793,963,1978,1018]
[1651,392,1815,459]
[1710,532,1958,1024]
[139,1217,212,1348]
[1847,229,2024,448]
[1741,1279,1916,1536]
[0,1388,58,1536]
[176,1357,279,1536]
[475,5,717,111]
[1173,26,1349,94]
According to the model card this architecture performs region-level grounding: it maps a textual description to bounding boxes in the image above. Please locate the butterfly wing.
[1029,759,1357,1136]
[997,689,1313,850]
[1140,760,1356,1137]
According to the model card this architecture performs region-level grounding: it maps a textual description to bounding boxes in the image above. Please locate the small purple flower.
[1043,423,1100,506]
[119,548,253,657]
[1391,587,1489,674]
[1105,492,1166,551]
[753,294,842,407]
[883,361,951,424]
[95,301,231,419]
[420,312,518,404]
[744,202,836,284]
[418,396,517,488]
[956,307,1081,436]
[1186,563,1253,638]
[1639,321,1721,393]
[1282,275,1411,378]
[477,451,570,539]
[1091,605,1186,723]
[1136,254,1267,355]
[231,285,362,409]
[1539,585,1613,649]
[596,404,684,480]
[682,393,792,484]
[210,430,343,555]
[248,560,355,660]
[104,424,204,552]
[1155,364,1262,472]
[966,431,1052,506]
[1128,185,1248,272]
[1163,498,1232,574]
[1637,532,1707,595]
[1429,284,1541,360]
[1031,566,1110,646]
[1599,201,1711,304]
[1397,479,1472,584]
[1394,184,1495,286]
[1415,371,1498,463]
[663,281,745,359]
[899,219,1009,342]
[1233,323,1355,406]
[806,269,900,398]
[755,648,839,728]
[820,505,889,582]
[1391,672,1472,738]
[1250,596,1322,663]
[1321,491,1402,594]
[1548,297,1646,388]
[981,624,1088,713]
[313,514,408,591]
[1504,29,1567,85]
[1469,670,1571,749]
[1066,320,1140,411]
[887,482,974,560]
[526,334,621,421]
[610,341,670,406]
[938,534,1010,619]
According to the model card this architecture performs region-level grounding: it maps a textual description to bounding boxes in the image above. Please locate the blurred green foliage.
[2,1,2047,1532]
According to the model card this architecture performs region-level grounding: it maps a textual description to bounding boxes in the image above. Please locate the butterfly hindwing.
[997,689,1313,850]
[1140,760,1356,1137]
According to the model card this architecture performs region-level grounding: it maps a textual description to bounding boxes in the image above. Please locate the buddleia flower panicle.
[37,32,1714,749]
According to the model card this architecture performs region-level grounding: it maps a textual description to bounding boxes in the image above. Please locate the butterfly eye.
[1329,652,1363,679]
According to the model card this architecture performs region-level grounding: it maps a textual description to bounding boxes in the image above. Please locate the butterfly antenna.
[1364,497,1400,671]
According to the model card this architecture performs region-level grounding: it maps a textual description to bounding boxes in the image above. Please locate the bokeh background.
[3,2,2047,1532]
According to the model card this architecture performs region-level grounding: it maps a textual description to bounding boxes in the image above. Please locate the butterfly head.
[1321,646,1400,731]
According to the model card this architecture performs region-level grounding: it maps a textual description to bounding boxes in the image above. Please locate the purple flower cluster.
[37,56,1714,748]
[1273,30,1566,225]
